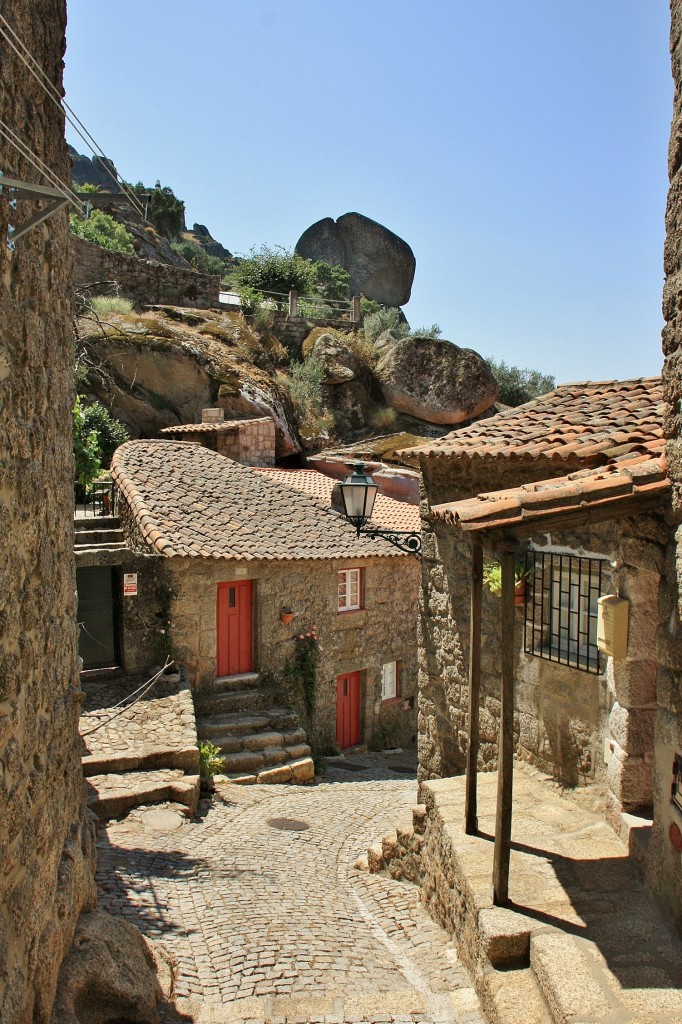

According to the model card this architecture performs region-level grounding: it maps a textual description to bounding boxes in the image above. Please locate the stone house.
[158,410,276,466]
[104,440,420,767]
[403,377,682,911]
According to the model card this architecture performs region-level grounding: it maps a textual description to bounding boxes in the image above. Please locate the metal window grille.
[523,551,604,674]
[673,756,682,813]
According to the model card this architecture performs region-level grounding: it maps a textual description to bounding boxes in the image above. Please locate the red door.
[216,581,253,676]
[336,671,361,749]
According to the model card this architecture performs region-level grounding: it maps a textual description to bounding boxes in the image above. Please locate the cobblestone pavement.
[96,753,485,1024]
[80,670,197,766]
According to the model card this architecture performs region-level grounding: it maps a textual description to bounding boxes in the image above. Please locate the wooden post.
[352,294,361,322]
[289,289,298,317]
[493,548,516,905]
[465,542,483,834]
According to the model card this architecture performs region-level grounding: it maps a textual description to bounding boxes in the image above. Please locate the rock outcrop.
[296,212,415,306]
[79,307,300,457]
[375,334,498,425]
[51,912,169,1024]
[306,331,359,384]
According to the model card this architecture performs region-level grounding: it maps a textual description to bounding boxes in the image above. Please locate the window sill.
[380,695,402,707]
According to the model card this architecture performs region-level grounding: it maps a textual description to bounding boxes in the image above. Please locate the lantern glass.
[339,463,378,524]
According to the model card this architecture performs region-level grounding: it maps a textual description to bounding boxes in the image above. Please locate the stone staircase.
[194,672,315,784]
[80,669,201,823]
[74,514,127,551]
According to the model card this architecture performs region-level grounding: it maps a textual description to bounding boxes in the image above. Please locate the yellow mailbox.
[597,595,629,660]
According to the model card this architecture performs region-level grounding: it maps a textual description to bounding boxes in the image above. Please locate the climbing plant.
[284,625,319,719]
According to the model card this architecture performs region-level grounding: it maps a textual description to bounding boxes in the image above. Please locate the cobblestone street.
[96,754,485,1024]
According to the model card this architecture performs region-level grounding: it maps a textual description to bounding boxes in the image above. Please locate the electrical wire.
[0,13,146,217]
[0,116,83,209]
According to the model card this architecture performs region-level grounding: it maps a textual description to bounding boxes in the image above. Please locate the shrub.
[298,298,333,319]
[147,184,185,240]
[364,306,410,342]
[70,209,135,255]
[90,295,134,317]
[79,400,130,468]
[72,396,102,488]
[311,261,351,302]
[171,239,227,276]
[486,357,556,407]
[235,244,316,300]
[285,357,335,436]
[198,740,226,778]
[410,323,442,338]
[370,406,398,432]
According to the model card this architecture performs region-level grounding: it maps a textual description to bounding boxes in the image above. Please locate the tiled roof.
[111,441,412,560]
[401,378,664,464]
[158,419,267,436]
[255,468,421,533]
[431,440,669,534]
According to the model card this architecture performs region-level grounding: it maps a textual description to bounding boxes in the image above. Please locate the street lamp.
[337,462,422,557]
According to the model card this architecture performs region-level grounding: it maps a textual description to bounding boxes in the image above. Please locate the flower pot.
[514,581,526,606]
[280,611,294,624]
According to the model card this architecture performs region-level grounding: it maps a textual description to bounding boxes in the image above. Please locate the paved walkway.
[96,753,485,1024]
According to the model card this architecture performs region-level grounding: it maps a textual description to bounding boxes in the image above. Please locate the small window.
[338,568,362,612]
[381,661,398,701]
[524,551,604,673]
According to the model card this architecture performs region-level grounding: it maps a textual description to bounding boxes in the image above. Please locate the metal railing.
[222,287,360,322]
[74,480,114,518]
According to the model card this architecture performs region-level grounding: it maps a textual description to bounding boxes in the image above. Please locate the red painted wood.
[336,671,361,749]
[216,580,253,676]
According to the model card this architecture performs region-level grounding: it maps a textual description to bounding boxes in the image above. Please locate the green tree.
[311,261,351,302]
[235,245,317,301]
[69,209,135,255]
[80,400,130,468]
[148,185,186,240]
[72,396,102,488]
[486,357,556,407]
[171,239,227,276]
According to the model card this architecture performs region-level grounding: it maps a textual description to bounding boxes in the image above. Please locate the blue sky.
[63,1,672,384]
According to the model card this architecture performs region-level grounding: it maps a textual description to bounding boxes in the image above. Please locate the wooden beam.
[493,548,516,905]
[465,542,482,834]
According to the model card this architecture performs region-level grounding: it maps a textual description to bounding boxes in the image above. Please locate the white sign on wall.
[123,573,138,596]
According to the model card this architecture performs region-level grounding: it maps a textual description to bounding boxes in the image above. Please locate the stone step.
[74,528,125,546]
[82,744,199,778]
[222,755,315,787]
[195,726,309,756]
[74,542,128,553]
[196,708,299,738]
[217,744,311,775]
[74,515,120,530]
[85,769,200,822]
[198,672,260,695]
[194,687,271,717]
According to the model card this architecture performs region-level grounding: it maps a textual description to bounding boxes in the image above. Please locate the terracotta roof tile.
[158,418,270,436]
[111,441,413,560]
[255,468,421,533]
[402,377,664,464]
[431,440,669,533]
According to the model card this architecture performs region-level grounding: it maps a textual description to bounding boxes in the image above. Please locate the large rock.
[307,332,358,384]
[51,911,168,1024]
[296,212,415,306]
[375,335,498,425]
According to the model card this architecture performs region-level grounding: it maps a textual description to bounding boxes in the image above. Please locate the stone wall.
[653,0,682,925]
[71,235,220,309]
[268,312,358,358]
[165,555,420,752]
[0,3,97,1019]
[418,455,666,822]
[216,417,276,467]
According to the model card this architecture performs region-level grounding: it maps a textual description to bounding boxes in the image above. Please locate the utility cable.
[0,14,146,217]
[0,117,83,209]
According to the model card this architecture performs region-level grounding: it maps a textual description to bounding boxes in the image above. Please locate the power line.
[0,13,146,217]
[0,116,83,210]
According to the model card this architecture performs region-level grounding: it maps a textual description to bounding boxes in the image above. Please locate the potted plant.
[483,561,529,605]
[280,609,294,624]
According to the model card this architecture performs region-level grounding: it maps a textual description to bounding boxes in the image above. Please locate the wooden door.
[76,566,121,670]
[216,580,253,676]
[336,671,361,749]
